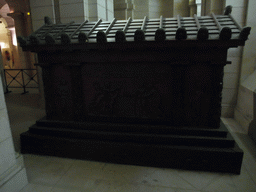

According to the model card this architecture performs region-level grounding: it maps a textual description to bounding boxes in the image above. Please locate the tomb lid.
[18,6,251,52]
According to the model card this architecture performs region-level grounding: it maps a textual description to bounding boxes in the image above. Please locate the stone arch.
[0,3,17,69]
[1,0,35,70]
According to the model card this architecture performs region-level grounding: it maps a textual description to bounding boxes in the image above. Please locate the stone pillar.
[107,0,114,20]
[0,77,28,192]
[8,12,42,105]
[114,0,134,20]
[201,0,210,16]
[54,0,61,24]
[29,0,55,31]
[173,0,190,17]
[189,0,197,17]
[149,0,173,19]
[7,12,34,70]
[202,0,224,16]
[6,30,13,68]
[210,0,224,15]
[0,49,6,93]
[221,0,248,118]
[96,0,108,21]
[233,0,256,130]
[196,0,201,16]
[60,0,87,23]
[86,0,112,21]
[133,0,149,19]
[8,28,21,69]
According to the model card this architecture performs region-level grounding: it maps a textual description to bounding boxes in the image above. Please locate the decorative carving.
[197,27,209,40]
[97,31,107,43]
[219,27,232,41]
[224,5,232,15]
[44,16,53,25]
[155,28,166,41]
[135,83,162,118]
[115,30,126,43]
[29,35,40,45]
[45,34,55,44]
[134,29,145,41]
[89,81,122,115]
[176,27,187,40]
[240,27,251,41]
[78,32,88,43]
[17,36,27,47]
[88,81,163,118]
[61,33,71,44]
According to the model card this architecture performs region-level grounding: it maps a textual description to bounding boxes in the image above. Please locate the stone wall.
[0,75,28,191]
[221,0,248,117]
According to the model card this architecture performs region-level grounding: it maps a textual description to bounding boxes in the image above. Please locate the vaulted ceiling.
[0,0,6,10]
[0,1,14,28]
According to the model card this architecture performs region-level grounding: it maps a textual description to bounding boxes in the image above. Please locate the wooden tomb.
[18,7,251,174]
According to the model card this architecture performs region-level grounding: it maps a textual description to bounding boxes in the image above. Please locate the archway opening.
[0,3,19,69]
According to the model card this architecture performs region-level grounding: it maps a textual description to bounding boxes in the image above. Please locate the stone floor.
[4,93,256,192]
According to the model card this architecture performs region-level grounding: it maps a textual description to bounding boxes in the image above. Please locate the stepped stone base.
[20,117,243,174]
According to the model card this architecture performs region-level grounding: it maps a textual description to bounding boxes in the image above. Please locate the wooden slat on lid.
[211,13,222,31]
[141,16,148,31]
[105,18,116,35]
[228,14,242,30]
[40,25,56,40]
[194,14,201,29]
[54,21,75,39]
[160,15,163,28]
[177,15,182,28]
[123,17,132,32]
[88,19,102,37]
[70,20,88,38]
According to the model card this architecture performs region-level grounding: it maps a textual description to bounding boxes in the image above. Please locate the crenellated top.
[18,6,251,52]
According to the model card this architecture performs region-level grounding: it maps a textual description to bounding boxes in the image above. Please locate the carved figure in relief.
[89,81,122,115]
[135,83,162,118]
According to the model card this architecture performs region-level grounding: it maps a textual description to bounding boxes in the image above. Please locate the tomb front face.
[37,47,227,128]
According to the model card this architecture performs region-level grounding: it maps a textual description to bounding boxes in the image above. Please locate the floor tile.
[95,180,179,192]
[54,160,105,190]
[94,180,126,192]
[175,190,202,192]
[23,154,47,168]
[231,163,256,192]
[221,118,247,134]
[19,183,52,192]
[131,168,196,190]
[51,185,94,192]
[174,169,222,190]
[202,174,240,192]
[101,163,158,184]
[71,159,106,170]
[25,155,74,187]
[243,156,256,184]
[55,176,102,191]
